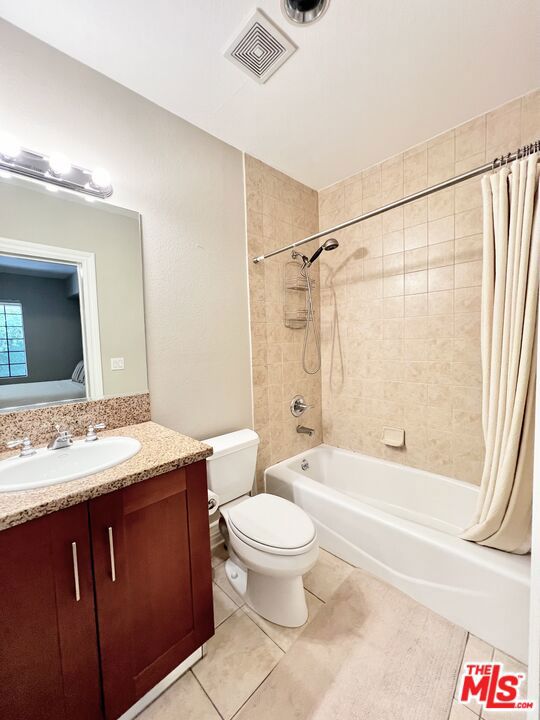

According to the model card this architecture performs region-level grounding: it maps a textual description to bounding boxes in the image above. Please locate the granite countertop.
[0,421,212,531]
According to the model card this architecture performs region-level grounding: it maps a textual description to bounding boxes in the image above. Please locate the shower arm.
[252,141,540,264]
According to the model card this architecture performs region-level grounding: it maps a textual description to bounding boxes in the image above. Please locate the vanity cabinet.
[0,503,102,720]
[0,460,214,720]
[90,461,214,719]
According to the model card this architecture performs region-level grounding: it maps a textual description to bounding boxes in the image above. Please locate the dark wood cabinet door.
[90,461,214,720]
[0,504,102,720]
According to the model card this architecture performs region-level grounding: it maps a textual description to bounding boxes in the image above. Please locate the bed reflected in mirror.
[0,255,87,410]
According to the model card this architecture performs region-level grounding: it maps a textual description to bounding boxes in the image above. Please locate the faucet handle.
[85,422,106,442]
[53,424,72,437]
[290,395,313,417]
[6,437,36,457]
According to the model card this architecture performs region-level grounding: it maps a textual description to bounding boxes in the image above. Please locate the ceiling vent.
[225,9,297,84]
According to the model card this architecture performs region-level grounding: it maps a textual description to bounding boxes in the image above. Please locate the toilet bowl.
[205,430,319,627]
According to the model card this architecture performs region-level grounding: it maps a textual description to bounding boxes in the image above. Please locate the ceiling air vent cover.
[225,9,297,84]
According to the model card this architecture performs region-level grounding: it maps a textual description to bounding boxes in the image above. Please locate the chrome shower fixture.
[0,133,113,198]
[293,237,339,268]
[282,0,329,25]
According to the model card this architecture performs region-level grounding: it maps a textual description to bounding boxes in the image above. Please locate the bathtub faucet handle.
[290,395,313,417]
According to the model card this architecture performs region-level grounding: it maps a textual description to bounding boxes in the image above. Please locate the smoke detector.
[225,9,297,84]
[282,0,329,25]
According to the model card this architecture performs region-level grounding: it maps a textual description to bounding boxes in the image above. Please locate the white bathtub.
[264,444,530,663]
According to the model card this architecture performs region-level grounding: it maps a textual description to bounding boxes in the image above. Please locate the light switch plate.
[111,357,125,371]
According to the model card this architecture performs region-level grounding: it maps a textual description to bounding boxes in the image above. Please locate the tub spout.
[297,425,314,436]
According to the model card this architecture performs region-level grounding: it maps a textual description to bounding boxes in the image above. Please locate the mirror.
[0,176,148,412]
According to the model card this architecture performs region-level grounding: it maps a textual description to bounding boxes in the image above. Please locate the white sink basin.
[0,436,142,492]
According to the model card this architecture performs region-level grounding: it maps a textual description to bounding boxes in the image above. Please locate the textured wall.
[318,90,540,484]
[0,20,252,439]
[245,156,322,490]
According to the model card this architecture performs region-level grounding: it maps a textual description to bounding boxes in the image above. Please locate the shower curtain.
[462,153,540,554]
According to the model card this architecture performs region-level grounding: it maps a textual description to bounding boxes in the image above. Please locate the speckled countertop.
[0,421,212,531]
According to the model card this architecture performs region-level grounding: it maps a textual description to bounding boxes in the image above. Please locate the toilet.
[205,429,319,627]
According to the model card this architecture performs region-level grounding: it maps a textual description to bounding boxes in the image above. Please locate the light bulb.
[49,153,71,176]
[91,167,111,189]
[0,133,21,159]
[84,195,95,203]
[46,184,59,193]
[0,170,11,179]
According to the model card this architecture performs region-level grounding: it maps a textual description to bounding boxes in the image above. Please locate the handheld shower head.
[307,238,339,266]
[322,238,339,251]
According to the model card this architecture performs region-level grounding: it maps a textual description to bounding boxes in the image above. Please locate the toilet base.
[225,557,309,628]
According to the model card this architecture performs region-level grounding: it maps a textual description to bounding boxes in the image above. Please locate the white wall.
[0,19,252,439]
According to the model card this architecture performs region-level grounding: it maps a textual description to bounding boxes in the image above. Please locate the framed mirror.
[0,176,148,412]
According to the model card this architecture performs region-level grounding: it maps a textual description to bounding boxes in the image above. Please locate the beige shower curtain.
[462,153,540,554]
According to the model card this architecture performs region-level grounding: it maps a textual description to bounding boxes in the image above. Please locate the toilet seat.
[227,494,316,556]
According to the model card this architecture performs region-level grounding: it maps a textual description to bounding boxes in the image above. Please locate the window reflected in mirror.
[0,255,86,410]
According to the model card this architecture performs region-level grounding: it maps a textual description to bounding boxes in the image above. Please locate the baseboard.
[118,647,203,720]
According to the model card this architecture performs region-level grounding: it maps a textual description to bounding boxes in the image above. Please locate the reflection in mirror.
[0,176,148,413]
[0,256,86,409]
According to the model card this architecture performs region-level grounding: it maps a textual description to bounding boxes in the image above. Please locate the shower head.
[307,238,339,266]
[322,238,339,251]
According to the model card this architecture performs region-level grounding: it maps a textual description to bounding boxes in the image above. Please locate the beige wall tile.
[428,215,455,245]
[429,266,454,292]
[313,95,529,485]
[455,260,482,288]
[246,157,322,490]
[486,98,521,156]
[404,198,428,228]
[428,240,455,268]
[521,89,540,144]
[404,223,428,250]
[404,270,428,295]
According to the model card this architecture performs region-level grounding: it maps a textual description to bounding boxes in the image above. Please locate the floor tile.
[135,670,219,720]
[192,610,283,720]
[211,542,228,568]
[481,650,529,719]
[455,635,494,715]
[302,548,354,602]
[212,561,244,606]
[482,709,529,720]
[212,582,237,628]
[243,589,324,652]
[449,700,479,719]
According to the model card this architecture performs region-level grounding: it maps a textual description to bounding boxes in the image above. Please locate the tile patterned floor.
[137,545,527,720]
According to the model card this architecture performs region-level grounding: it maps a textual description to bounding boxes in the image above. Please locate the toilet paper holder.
[208,490,219,514]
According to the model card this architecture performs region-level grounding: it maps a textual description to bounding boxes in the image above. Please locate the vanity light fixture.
[48,152,72,177]
[0,134,113,198]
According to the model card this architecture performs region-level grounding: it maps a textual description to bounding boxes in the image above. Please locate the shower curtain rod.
[252,140,540,263]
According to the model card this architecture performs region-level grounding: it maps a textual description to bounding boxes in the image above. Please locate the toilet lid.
[228,494,316,551]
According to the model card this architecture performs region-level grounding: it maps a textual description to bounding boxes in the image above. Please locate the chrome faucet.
[48,425,73,450]
[296,425,314,436]
[6,437,36,457]
[85,422,107,442]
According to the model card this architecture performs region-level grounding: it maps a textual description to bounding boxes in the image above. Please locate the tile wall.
[318,90,540,483]
[245,156,322,491]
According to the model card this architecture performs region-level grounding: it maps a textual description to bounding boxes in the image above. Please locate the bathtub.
[264,444,530,663]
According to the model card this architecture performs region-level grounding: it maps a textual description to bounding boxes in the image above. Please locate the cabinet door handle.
[108,526,116,582]
[71,541,81,602]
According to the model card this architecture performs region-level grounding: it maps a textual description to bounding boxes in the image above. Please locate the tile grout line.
[238,605,286,655]
[190,669,225,720]
[230,661,283,720]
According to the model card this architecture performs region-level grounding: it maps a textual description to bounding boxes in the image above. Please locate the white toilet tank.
[204,429,260,505]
